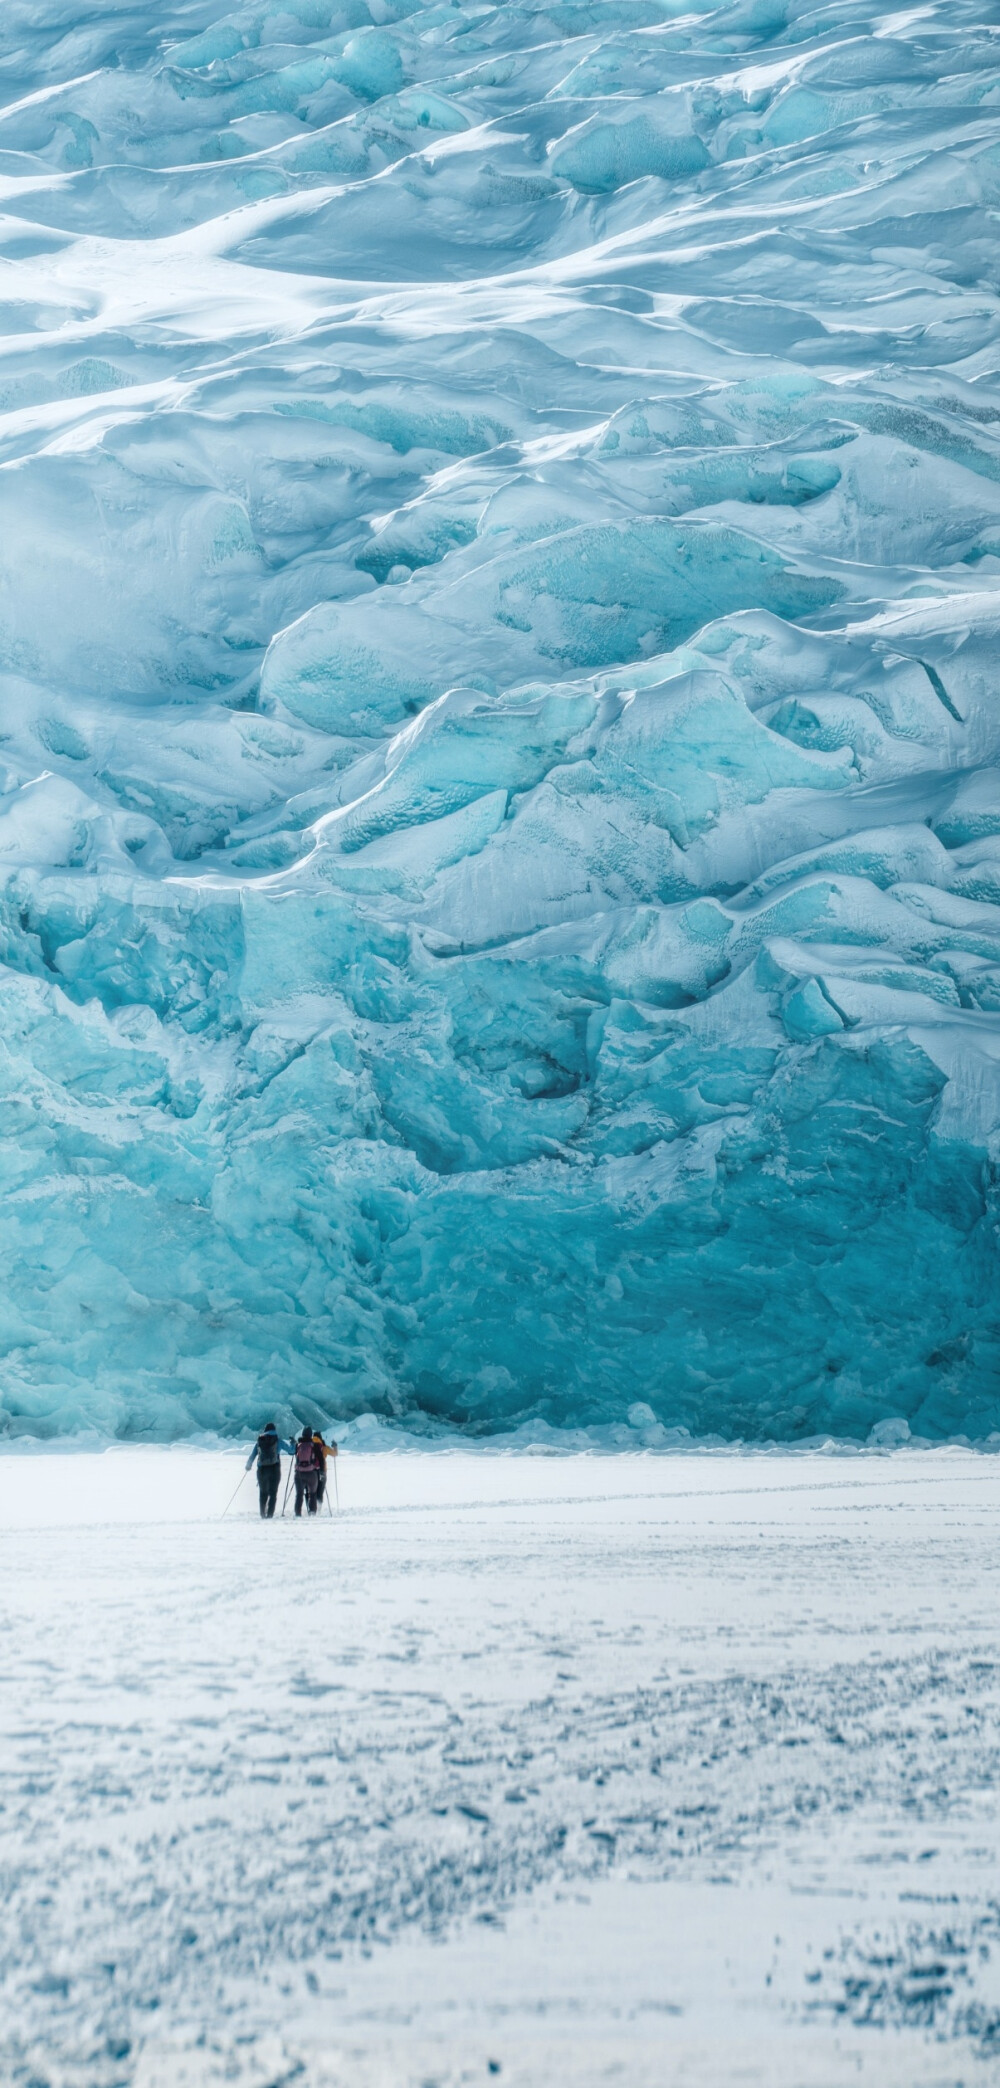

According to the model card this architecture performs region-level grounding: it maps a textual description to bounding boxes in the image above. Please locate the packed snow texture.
[1,0,1000,1439]
[3,1447,1000,2088]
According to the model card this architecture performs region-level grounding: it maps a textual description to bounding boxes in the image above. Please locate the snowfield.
[2,1446,1000,2086]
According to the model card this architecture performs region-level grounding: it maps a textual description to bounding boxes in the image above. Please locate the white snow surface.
[2,0,1000,1443]
[2,1446,1000,2086]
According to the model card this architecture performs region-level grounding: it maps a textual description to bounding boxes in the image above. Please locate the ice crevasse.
[0,0,999,1441]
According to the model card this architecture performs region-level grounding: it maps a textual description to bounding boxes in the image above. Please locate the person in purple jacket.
[293,1427,323,1517]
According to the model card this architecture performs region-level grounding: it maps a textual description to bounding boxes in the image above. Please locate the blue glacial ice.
[1,0,999,1442]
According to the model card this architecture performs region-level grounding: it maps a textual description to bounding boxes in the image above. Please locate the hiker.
[294,1426,323,1517]
[312,1430,338,1508]
[245,1423,295,1519]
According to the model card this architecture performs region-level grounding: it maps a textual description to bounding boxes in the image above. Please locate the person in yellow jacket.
[312,1431,338,1509]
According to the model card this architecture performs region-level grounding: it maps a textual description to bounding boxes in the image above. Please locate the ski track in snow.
[2,1449,1000,2085]
[1,0,1000,1441]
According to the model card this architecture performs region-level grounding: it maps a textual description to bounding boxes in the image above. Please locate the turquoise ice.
[0,0,998,1439]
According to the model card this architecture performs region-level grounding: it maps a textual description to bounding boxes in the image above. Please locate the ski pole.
[222,1466,249,1519]
[333,1458,340,1512]
[281,1462,294,1517]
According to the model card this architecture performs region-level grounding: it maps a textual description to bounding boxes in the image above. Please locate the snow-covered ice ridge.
[1,0,1000,1442]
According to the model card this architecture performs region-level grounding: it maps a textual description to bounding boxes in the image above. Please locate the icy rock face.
[0,0,999,1441]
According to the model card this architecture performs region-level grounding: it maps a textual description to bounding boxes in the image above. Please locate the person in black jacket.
[245,1423,294,1518]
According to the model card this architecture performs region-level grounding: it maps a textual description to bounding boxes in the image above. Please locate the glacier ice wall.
[1,0,999,1440]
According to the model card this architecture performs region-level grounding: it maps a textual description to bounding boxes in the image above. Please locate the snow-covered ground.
[2,1446,999,2086]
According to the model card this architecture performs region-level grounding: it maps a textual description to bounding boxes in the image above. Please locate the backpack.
[295,1438,317,1474]
[257,1432,280,1469]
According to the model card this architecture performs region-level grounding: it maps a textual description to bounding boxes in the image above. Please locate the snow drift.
[0,0,999,1440]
